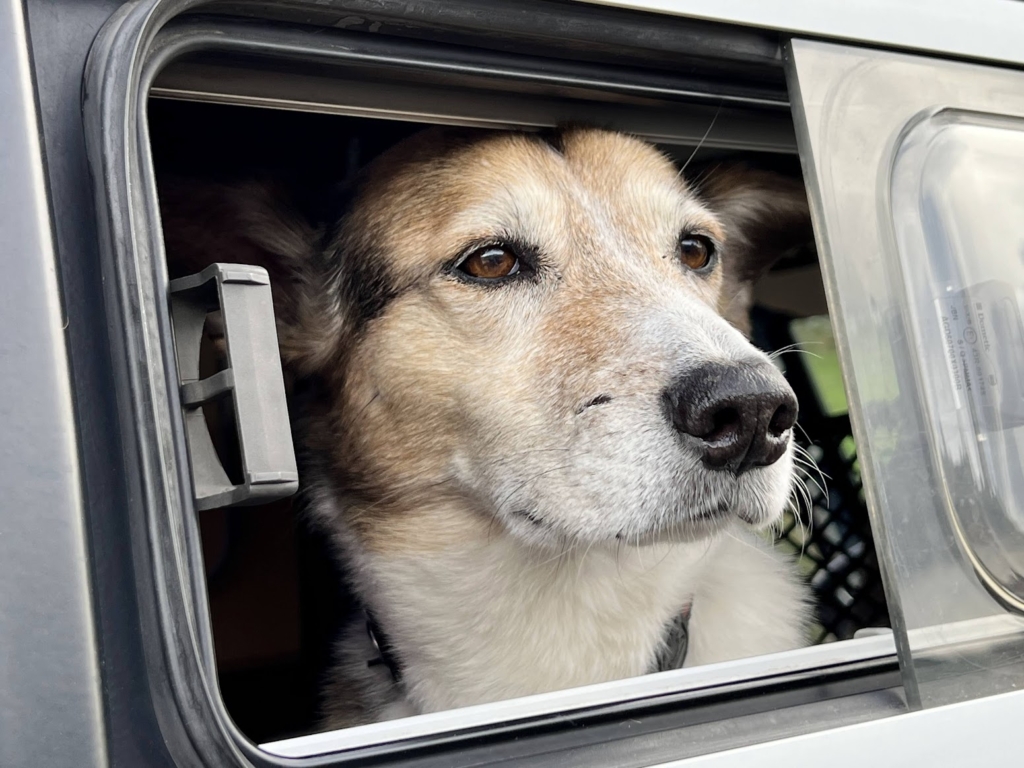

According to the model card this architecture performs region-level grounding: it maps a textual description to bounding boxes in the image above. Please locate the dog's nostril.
[703,407,741,443]
[768,402,796,437]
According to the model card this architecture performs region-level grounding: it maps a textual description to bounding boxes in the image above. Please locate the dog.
[160,126,814,728]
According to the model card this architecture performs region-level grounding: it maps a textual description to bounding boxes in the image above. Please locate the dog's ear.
[698,165,814,335]
[158,177,345,375]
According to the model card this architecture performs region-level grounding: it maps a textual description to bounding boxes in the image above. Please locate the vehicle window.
[83,8,901,764]
[789,38,1024,709]
[892,112,1024,624]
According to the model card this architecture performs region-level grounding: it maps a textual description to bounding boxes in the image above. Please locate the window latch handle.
[169,264,298,510]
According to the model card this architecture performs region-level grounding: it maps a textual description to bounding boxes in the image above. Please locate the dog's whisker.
[785,473,815,560]
[793,422,815,445]
[766,342,825,362]
[792,452,826,480]
[792,469,825,515]
[766,342,803,358]
[791,443,830,499]
[795,471,827,501]
[679,103,723,177]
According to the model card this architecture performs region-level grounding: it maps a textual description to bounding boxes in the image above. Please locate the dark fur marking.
[535,122,597,155]
[535,127,567,155]
[576,394,613,414]
[513,508,546,527]
[331,240,402,329]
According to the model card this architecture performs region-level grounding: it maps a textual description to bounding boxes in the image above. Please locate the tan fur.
[301,129,735,554]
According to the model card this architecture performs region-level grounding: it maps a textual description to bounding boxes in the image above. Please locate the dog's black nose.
[664,361,797,474]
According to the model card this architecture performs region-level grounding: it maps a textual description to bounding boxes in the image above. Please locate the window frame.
[580,0,1024,71]
[0,0,107,763]
[84,3,904,766]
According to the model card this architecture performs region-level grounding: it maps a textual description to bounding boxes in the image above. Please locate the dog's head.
[162,127,811,551]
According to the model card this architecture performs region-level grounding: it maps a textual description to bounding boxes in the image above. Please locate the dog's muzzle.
[664,360,797,474]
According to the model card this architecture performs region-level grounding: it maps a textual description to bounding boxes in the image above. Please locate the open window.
[83,1,1024,765]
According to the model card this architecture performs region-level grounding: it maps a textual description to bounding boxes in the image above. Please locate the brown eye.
[457,245,521,280]
[678,234,716,271]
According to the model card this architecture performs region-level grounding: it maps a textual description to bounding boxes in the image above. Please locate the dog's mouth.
[502,462,790,547]
[628,500,737,545]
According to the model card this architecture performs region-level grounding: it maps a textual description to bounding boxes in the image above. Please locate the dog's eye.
[457,246,521,280]
[678,234,716,272]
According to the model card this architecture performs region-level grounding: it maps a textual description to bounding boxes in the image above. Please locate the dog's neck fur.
[333,508,715,717]
[318,495,808,728]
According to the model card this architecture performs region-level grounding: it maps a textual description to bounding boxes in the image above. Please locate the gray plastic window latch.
[169,264,299,510]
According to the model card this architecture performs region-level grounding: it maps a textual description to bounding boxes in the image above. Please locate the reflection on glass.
[891,111,1024,611]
